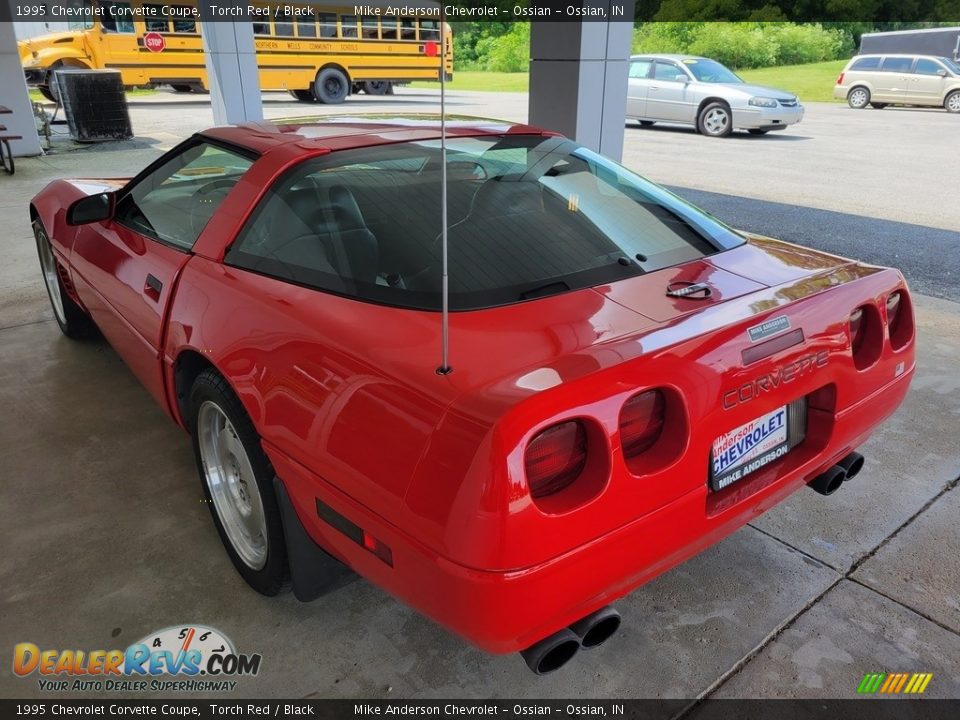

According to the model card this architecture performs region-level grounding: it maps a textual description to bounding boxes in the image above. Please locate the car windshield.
[225,134,745,311]
[939,57,960,74]
[682,58,743,83]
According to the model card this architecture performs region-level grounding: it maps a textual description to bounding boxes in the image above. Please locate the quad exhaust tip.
[807,451,864,495]
[520,606,621,674]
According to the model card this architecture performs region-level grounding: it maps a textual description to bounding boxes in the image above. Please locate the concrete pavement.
[1,90,958,702]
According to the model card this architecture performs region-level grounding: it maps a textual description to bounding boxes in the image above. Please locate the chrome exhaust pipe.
[520,628,581,675]
[569,606,621,649]
[838,451,864,481]
[808,465,846,496]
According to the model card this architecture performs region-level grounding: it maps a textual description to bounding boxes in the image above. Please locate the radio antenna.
[436,10,452,375]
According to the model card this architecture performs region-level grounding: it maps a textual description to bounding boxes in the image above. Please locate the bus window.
[419,19,440,42]
[273,7,294,37]
[361,16,379,39]
[171,7,196,33]
[252,20,270,36]
[381,19,398,40]
[100,1,135,33]
[400,17,416,40]
[340,15,358,39]
[143,4,167,32]
[319,13,337,37]
[296,16,318,38]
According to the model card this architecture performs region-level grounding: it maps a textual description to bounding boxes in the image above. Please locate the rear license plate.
[711,405,791,491]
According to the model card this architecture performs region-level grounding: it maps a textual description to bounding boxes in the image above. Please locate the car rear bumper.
[733,105,804,129]
[267,365,913,654]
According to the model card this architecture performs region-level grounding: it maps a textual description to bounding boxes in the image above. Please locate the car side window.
[850,56,880,71]
[629,61,652,79]
[114,141,254,251]
[880,57,913,73]
[914,58,943,75]
[653,61,683,82]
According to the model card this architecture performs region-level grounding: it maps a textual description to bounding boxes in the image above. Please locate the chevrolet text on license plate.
[711,405,790,490]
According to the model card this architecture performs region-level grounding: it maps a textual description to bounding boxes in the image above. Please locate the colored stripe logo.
[857,672,933,694]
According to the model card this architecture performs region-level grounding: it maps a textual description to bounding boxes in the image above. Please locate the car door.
[875,56,915,102]
[646,60,693,122]
[909,57,949,105]
[626,59,653,118]
[69,139,255,406]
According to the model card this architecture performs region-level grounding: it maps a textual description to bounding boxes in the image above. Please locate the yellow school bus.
[18,0,453,103]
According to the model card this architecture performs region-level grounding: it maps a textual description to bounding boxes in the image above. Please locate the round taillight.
[886,292,901,331]
[619,389,666,458]
[525,421,587,498]
[849,307,866,354]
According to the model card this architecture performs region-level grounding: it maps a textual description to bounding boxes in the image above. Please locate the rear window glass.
[850,56,880,71]
[881,57,913,72]
[225,135,743,311]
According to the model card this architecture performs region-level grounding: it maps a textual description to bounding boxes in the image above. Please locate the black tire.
[869,102,888,109]
[33,219,96,339]
[639,120,655,127]
[190,368,289,596]
[171,84,193,93]
[748,129,769,135]
[0,139,13,175]
[363,80,391,96]
[38,86,57,103]
[313,67,349,104]
[945,90,960,114]
[289,89,316,103]
[847,86,870,109]
[697,101,733,137]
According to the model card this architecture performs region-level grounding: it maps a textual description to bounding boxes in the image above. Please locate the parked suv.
[834,54,960,113]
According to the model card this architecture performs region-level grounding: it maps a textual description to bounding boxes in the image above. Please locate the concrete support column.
[196,14,263,126]
[529,3,635,160]
[0,23,42,156]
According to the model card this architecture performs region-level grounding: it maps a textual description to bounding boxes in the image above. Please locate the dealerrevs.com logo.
[13,625,261,693]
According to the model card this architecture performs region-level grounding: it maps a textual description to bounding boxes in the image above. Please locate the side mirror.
[675,74,690,83]
[67,192,115,226]
[937,68,948,77]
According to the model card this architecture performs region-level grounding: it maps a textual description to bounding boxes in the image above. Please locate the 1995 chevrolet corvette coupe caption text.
[29,117,915,674]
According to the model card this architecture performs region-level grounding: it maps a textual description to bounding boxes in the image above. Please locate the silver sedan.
[627,54,804,137]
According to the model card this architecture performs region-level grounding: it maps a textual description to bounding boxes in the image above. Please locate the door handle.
[650,85,660,90]
[145,274,162,299]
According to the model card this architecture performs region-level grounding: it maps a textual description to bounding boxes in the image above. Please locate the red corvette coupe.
[30,118,915,674]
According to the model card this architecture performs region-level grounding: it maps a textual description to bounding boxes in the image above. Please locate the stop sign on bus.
[143,32,165,53]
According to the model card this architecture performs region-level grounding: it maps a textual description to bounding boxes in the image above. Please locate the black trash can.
[54,69,133,142]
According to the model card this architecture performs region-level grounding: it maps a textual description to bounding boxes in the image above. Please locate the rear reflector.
[525,421,588,498]
[619,390,666,458]
[315,498,393,567]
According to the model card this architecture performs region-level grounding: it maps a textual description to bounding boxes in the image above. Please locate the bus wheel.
[314,68,349,104]
[364,81,391,96]
[289,89,316,103]
[171,84,193,93]
[39,86,57,103]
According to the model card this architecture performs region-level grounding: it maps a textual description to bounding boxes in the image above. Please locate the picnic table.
[0,105,21,175]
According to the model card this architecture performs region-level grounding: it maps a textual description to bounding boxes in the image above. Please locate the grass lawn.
[409,71,528,93]
[738,60,846,103]
[410,60,846,103]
